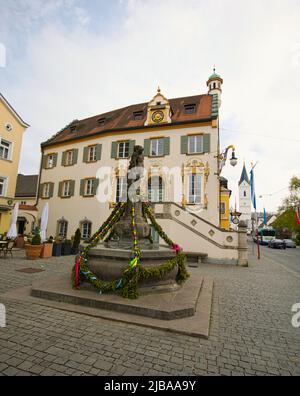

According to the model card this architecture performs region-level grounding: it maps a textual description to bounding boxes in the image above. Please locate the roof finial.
[213,66,216,74]
[157,86,161,93]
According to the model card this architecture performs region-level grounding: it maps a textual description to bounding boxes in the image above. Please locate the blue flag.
[250,168,257,210]
[263,208,267,225]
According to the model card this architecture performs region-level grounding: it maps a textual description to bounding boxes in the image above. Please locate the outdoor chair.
[3,241,15,258]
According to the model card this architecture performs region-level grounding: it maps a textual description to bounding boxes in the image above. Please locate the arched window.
[57,219,68,238]
[81,220,92,240]
[148,176,164,203]
[213,82,216,89]
[244,191,247,197]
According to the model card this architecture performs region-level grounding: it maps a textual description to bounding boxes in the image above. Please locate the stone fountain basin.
[87,246,178,289]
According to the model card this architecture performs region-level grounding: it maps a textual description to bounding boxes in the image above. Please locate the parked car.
[282,239,297,248]
[268,239,286,249]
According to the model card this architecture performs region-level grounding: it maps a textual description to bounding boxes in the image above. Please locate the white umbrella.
[40,203,49,242]
[7,202,19,239]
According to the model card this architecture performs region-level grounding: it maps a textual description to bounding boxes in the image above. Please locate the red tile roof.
[41,94,215,148]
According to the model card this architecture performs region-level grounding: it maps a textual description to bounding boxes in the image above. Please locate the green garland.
[72,201,189,299]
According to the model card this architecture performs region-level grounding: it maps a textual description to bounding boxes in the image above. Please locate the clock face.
[152,111,164,124]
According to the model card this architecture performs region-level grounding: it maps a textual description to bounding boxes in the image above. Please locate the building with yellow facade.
[0,93,29,235]
[220,177,232,230]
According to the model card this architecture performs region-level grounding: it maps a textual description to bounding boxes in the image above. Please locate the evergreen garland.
[71,201,189,299]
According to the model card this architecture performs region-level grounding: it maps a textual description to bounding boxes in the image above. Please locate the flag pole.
[251,162,260,260]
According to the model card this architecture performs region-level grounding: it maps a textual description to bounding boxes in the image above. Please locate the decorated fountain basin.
[87,245,179,289]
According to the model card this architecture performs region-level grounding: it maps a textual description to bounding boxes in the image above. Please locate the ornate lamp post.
[218,145,238,174]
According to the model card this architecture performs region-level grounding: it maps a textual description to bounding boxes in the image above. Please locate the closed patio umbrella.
[7,202,19,239]
[40,203,49,242]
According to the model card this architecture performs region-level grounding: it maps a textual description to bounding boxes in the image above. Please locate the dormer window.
[98,118,106,126]
[184,104,196,114]
[133,111,143,121]
[156,101,161,106]
[70,125,77,132]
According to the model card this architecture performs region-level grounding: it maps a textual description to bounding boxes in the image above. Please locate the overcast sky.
[0,0,299,212]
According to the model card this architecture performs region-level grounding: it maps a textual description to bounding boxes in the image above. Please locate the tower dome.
[207,68,223,108]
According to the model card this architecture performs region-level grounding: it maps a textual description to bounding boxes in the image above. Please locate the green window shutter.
[39,183,44,198]
[53,153,58,168]
[129,140,136,156]
[83,147,89,163]
[73,149,78,165]
[58,182,63,197]
[42,155,48,169]
[61,151,66,166]
[80,179,85,196]
[49,183,54,198]
[96,144,102,161]
[181,136,188,154]
[111,142,118,159]
[164,137,170,156]
[92,178,99,195]
[70,180,75,197]
[144,139,151,156]
[203,134,211,153]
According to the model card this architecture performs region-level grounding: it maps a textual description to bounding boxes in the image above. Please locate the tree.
[278,176,300,212]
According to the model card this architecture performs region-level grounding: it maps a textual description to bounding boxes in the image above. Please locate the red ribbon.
[74,256,81,288]
[295,211,300,226]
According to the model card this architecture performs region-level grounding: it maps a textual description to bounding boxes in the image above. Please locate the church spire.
[239,163,250,185]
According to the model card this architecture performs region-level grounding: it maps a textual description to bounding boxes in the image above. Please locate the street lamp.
[218,145,238,173]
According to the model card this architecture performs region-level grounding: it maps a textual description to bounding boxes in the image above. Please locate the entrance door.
[18,220,26,235]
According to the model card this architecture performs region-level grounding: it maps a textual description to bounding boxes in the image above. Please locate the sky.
[0,0,299,212]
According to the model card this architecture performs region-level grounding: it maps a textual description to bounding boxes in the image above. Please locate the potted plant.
[25,228,42,260]
[52,236,62,257]
[71,228,81,255]
[61,239,72,256]
[40,236,54,258]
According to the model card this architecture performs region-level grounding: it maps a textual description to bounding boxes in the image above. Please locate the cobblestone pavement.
[0,244,299,376]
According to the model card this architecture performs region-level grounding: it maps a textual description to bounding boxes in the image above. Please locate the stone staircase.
[153,202,242,265]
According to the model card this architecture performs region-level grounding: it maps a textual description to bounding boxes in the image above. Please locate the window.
[70,125,77,132]
[47,154,54,168]
[58,220,68,238]
[220,202,226,215]
[88,146,97,162]
[21,201,27,205]
[98,118,106,126]
[43,183,51,198]
[0,177,7,196]
[116,176,127,202]
[150,138,164,157]
[85,179,94,196]
[81,221,92,240]
[188,174,201,204]
[133,111,143,120]
[118,141,130,159]
[65,150,73,166]
[62,181,71,197]
[188,135,203,154]
[148,176,164,203]
[244,191,247,197]
[184,104,196,114]
[0,139,12,160]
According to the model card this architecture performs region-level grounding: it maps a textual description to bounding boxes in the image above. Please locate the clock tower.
[238,163,252,230]
[145,87,172,126]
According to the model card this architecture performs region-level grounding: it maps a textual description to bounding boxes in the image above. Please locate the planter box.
[52,243,62,257]
[40,243,53,258]
[15,236,25,249]
[71,246,79,255]
[25,245,43,260]
[61,243,72,256]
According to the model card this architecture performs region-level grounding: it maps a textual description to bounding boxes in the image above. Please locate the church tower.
[238,163,252,229]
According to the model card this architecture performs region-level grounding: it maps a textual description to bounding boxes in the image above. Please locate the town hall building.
[37,72,247,265]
